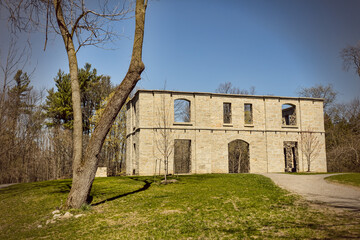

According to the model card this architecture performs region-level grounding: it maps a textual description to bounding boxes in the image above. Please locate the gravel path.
[261,173,360,211]
[0,183,17,189]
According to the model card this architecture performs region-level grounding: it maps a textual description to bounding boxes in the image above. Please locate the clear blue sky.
[1,0,359,103]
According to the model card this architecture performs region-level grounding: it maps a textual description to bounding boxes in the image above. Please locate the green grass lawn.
[1,174,359,239]
[325,173,360,188]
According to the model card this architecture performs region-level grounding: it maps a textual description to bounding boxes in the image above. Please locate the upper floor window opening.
[132,103,137,128]
[174,99,191,122]
[223,102,232,124]
[282,104,296,126]
[244,103,253,124]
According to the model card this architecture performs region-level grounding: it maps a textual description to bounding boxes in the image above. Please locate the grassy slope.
[1,174,359,239]
[325,173,360,188]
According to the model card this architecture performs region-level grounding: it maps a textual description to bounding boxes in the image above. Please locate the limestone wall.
[126,90,327,175]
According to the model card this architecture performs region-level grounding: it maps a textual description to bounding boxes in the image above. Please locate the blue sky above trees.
[1,0,359,103]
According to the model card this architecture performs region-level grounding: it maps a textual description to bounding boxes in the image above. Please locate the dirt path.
[261,173,360,212]
[0,183,17,189]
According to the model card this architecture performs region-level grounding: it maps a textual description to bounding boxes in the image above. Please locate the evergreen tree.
[44,70,73,129]
[8,70,33,114]
[44,64,112,132]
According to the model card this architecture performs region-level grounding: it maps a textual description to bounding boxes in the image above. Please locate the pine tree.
[44,64,112,132]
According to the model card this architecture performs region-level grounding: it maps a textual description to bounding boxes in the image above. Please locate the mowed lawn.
[326,173,360,188]
[1,174,359,239]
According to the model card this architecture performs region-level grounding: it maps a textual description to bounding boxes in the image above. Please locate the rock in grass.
[53,214,61,219]
[161,179,178,184]
[61,212,73,219]
[52,210,60,215]
[74,214,84,218]
[46,219,56,225]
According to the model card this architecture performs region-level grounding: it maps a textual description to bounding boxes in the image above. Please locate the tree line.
[0,62,127,184]
[296,84,359,172]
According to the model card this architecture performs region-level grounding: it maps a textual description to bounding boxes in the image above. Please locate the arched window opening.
[282,104,296,125]
[174,99,190,122]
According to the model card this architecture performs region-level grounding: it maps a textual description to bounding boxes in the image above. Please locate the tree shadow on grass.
[91,178,152,206]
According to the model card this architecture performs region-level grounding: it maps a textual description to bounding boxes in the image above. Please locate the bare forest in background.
[0,78,127,184]
[0,41,126,184]
[298,84,360,172]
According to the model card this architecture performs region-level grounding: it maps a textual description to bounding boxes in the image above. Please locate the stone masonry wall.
[126,90,327,175]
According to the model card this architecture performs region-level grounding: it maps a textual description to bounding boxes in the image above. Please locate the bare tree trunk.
[237,152,242,173]
[66,0,147,209]
[159,159,161,176]
[53,0,82,179]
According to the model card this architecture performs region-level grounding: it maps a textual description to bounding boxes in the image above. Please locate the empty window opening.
[223,103,232,124]
[244,103,253,124]
[282,104,296,125]
[174,139,191,174]
[228,139,250,173]
[133,103,137,128]
[283,141,298,172]
[174,99,190,122]
[133,143,137,175]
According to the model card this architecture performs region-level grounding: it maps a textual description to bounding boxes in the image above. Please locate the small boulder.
[37,225,42,228]
[61,212,73,219]
[161,179,178,184]
[46,219,56,225]
[52,210,60,215]
[53,214,61,219]
[74,214,84,219]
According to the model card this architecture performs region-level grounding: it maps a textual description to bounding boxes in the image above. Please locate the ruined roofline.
[131,89,324,102]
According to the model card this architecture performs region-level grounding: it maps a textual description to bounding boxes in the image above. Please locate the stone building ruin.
[126,90,327,175]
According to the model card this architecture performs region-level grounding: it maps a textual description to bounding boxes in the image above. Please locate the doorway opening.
[174,139,191,174]
[283,141,298,172]
[228,139,250,173]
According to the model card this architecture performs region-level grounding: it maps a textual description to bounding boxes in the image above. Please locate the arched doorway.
[228,140,250,173]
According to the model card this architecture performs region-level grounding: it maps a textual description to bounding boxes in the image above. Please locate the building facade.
[126,90,327,175]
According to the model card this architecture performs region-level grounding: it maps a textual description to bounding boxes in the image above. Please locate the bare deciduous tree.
[3,0,148,208]
[66,0,148,208]
[341,41,360,78]
[215,81,255,95]
[91,93,128,176]
[297,84,337,112]
[301,129,322,172]
[155,94,173,182]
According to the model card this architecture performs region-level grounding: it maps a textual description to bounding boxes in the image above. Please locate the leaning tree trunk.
[66,0,148,209]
